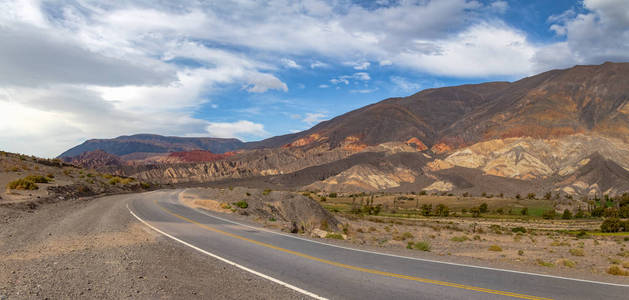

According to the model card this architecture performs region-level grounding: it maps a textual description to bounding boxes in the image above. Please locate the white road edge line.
[126,203,327,300]
[177,192,629,288]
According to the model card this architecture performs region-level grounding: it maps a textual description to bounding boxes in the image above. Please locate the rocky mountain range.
[59,62,629,197]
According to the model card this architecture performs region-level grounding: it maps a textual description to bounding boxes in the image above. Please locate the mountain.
[59,62,629,197]
[59,134,245,158]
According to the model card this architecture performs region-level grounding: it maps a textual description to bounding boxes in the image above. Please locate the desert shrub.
[515,193,521,199]
[544,192,552,200]
[518,250,524,256]
[24,175,50,183]
[488,245,502,251]
[591,207,605,217]
[419,190,427,195]
[220,203,231,210]
[450,236,469,242]
[470,207,481,217]
[511,226,526,233]
[434,204,449,217]
[7,178,38,190]
[569,248,584,256]
[234,201,248,209]
[604,208,619,218]
[407,241,431,251]
[601,218,622,233]
[527,193,536,200]
[520,207,528,216]
[421,204,432,216]
[245,192,251,196]
[108,177,121,185]
[562,209,573,219]
[537,259,554,267]
[320,219,329,231]
[269,217,276,222]
[496,208,504,215]
[607,265,628,276]
[325,233,344,240]
[394,232,414,241]
[479,203,488,213]
[46,173,54,179]
[542,210,556,219]
[262,189,272,195]
[328,192,337,198]
[140,182,151,189]
[561,259,576,268]
[320,196,327,202]
[619,206,629,218]
[575,209,585,218]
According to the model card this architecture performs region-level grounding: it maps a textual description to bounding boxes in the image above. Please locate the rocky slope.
[59,62,629,197]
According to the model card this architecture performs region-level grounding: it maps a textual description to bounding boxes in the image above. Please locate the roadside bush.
[394,232,414,241]
[607,265,628,276]
[450,236,469,242]
[569,248,584,256]
[325,233,344,240]
[407,241,431,251]
[561,259,576,268]
[601,218,622,233]
[108,177,121,185]
[234,201,248,209]
[520,207,528,216]
[527,193,536,200]
[7,178,38,190]
[24,175,50,183]
[537,259,554,267]
[262,189,272,195]
[488,245,502,251]
[328,192,337,198]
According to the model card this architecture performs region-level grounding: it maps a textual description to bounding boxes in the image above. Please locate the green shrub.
[518,250,524,256]
[24,175,50,183]
[407,241,431,251]
[234,201,248,209]
[262,189,272,195]
[328,192,337,198]
[561,259,576,268]
[479,203,488,213]
[470,207,481,217]
[325,233,344,240]
[537,259,554,267]
[520,207,528,216]
[601,218,622,233]
[450,236,469,242]
[542,210,556,220]
[569,248,584,256]
[434,204,449,217]
[511,226,527,233]
[607,265,628,276]
[562,209,572,219]
[488,245,502,251]
[108,177,121,185]
[7,178,38,190]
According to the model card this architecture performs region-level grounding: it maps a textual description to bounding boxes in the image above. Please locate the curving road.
[128,190,629,300]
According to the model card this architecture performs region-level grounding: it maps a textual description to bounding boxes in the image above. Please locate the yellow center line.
[154,199,552,300]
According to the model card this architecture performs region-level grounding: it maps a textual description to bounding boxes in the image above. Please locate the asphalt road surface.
[128,190,629,300]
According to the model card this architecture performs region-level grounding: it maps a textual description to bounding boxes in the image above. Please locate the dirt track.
[0,192,302,299]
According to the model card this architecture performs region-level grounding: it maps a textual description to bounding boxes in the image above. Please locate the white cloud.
[353,62,371,70]
[390,76,421,93]
[350,88,378,94]
[310,61,329,68]
[379,60,393,66]
[206,120,268,139]
[281,58,301,69]
[319,84,330,88]
[352,72,371,81]
[533,0,629,71]
[302,113,328,125]
[489,1,509,14]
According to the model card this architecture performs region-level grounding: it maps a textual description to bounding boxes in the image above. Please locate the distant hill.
[59,134,245,158]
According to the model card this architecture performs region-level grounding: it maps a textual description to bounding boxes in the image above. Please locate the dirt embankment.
[181,187,340,234]
[0,192,303,299]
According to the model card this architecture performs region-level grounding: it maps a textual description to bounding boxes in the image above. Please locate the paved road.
[128,190,629,300]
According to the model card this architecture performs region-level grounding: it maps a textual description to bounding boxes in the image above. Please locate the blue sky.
[1,0,628,157]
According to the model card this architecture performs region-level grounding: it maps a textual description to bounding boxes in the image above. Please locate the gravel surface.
[0,193,306,299]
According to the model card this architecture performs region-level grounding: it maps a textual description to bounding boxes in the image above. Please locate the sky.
[1,0,628,157]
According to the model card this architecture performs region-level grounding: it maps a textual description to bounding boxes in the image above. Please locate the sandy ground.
[0,193,304,299]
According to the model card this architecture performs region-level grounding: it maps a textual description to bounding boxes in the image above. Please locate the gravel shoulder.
[0,192,304,299]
